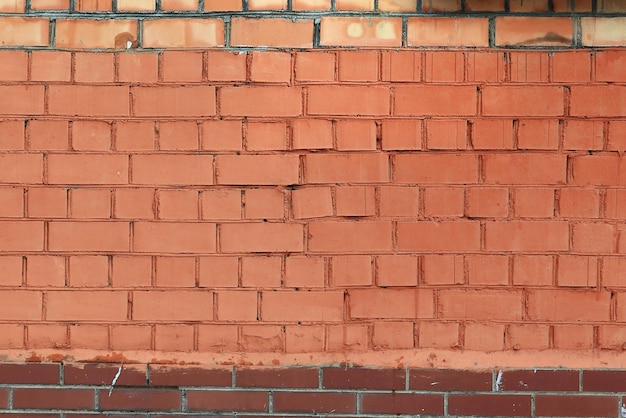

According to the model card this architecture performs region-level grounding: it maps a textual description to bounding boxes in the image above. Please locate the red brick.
[335,0,373,10]
[372,321,414,349]
[241,256,281,288]
[72,120,111,151]
[159,121,199,150]
[397,221,480,251]
[563,120,604,150]
[133,291,212,321]
[571,86,626,117]
[27,120,68,151]
[284,256,324,288]
[134,86,215,117]
[379,185,419,217]
[528,290,610,321]
[335,186,375,217]
[155,256,195,288]
[114,188,154,220]
[395,86,477,116]
[204,0,241,10]
[335,120,376,151]
[467,187,508,218]
[570,155,626,186]
[483,86,563,116]
[13,388,93,410]
[376,255,418,287]
[0,120,24,150]
[70,189,111,219]
[221,86,302,117]
[500,370,578,392]
[216,155,298,186]
[0,256,23,286]
[426,120,467,149]
[450,394,531,416]
[244,189,284,220]
[133,222,215,253]
[0,325,24,349]
[466,51,506,83]
[395,154,477,184]
[465,323,505,351]
[518,119,559,150]
[111,255,152,287]
[231,17,312,48]
[206,50,246,82]
[0,363,59,384]
[221,223,303,253]
[0,86,44,115]
[69,255,108,287]
[262,291,343,322]
[70,324,108,349]
[0,290,41,320]
[74,52,114,83]
[472,119,513,149]
[349,289,433,319]
[306,153,388,184]
[603,257,626,287]
[326,324,368,352]
[198,257,238,288]
[509,51,549,82]
[46,290,126,321]
[484,154,565,185]
[295,51,335,82]
[236,368,318,388]
[331,255,372,287]
[110,325,151,351]
[240,325,283,352]
[155,325,192,352]
[596,51,626,82]
[150,366,230,387]
[200,189,241,220]
[142,18,223,48]
[162,51,203,82]
[202,120,243,151]
[250,51,291,83]
[132,155,213,186]
[99,388,180,412]
[514,187,554,218]
[319,17,402,47]
[422,255,464,285]
[513,255,553,286]
[308,85,390,116]
[508,324,550,350]
[424,51,464,82]
[48,221,129,251]
[559,188,599,218]
[410,369,491,391]
[292,187,332,219]
[495,16,572,46]
[26,255,65,287]
[216,290,257,321]
[308,221,392,253]
[553,51,591,82]
[292,0,331,10]
[381,119,422,150]
[0,17,49,46]
[118,53,158,83]
[557,256,597,287]
[245,122,287,151]
[56,19,136,48]
[584,370,626,392]
[158,190,198,220]
[187,390,268,412]
[0,221,44,251]
[486,221,568,251]
[554,324,594,349]
[0,188,23,217]
[609,121,626,153]
[467,255,508,286]
[115,121,155,151]
[423,188,464,217]
[0,51,27,81]
[274,391,354,414]
[64,363,146,386]
[572,222,615,254]
[535,395,617,417]
[322,367,404,390]
[338,51,379,82]
[49,86,128,117]
[440,289,522,320]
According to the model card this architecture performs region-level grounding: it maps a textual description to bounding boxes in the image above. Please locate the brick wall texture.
[1,0,626,416]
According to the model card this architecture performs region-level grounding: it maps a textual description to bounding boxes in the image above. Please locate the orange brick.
[0,154,42,185]
[382,120,421,151]
[201,189,241,220]
[509,51,549,82]
[350,288,433,319]
[309,85,389,116]
[426,120,467,150]
[134,86,215,117]
[0,256,23,287]
[204,0,241,10]
[514,188,554,218]
[202,120,243,151]
[0,221,44,251]
[517,119,559,150]
[246,122,287,151]
[423,255,464,285]
[250,51,291,83]
[377,255,418,287]
[241,256,282,288]
[27,324,68,349]
[552,51,591,83]
[338,51,378,82]
[482,86,563,117]
[118,53,158,83]
[569,155,626,186]
[598,326,626,349]
[512,255,553,287]
[132,154,213,186]
[508,324,550,350]
[262,291,343,322]
[596,51,626,82]
[217,290,257,321]
[48,154,128,185]
[110,325,151,351]
[496,17,572,47]
[423,188,464,218]
[483,154,566,185]
[0,17,49,46]
[379,0,417,10]
[418,322,459,349]
[424,51,464,82]
[572,222,615,254]
[198,324,238,352]
[335,186,376,217]
[155,325,194,352]
[216,155,299,185]
[571,86,626,118]
[308,221,392,253]
[48,221,129,252]
[327,324,368,351]
[423,0,461,11]
[28,187,67,218]
[608,121,626,153]
[74,52,114,83]
[0,0,25,12]
[381,51,421,82]
[72,121,111,151]
[70,325,108,349]
[292,0,331,10]
[559,188,599,218]
[336,0,373,9]
[69,256,108,287]
[0,51,27,81]
[155,257,196,287]
[472,119,513,149]
[244,188,284,220]
[292,119,333,150]
[331,255,372,287]
[336,120,376,151]
[26,255,65,287]
[199,257,239,288]
[465,323,504,351]
[240,325,283,352]
[465,0,503,10]
[320,17,402,47]
[557,256,597,287]
[115,121,155,151]
[528,290,610,321]
[27,120,68,151]
[284,256,325,288]
[221,223,303,253]
[398,221,480,252]
[295,52,335,82]
[231,18,312,48]
[111,255,152,287]
[0,324,24,349]
[162,51,203,82]
[467,187,508,218]
[159,121,198,151]
[134,291,213,321]
[581,17,626,47]
[46,290,126,321]
[306,153,388,184]
[286,325,325,353]
[379,186,419,218]
[221,86,302,117]
[158,189,199,220]
[396,154,478,184]
[70,188,111,219]
[466,51,506,83]
[143,18,223,48]
[117,0,155,10]
[396,85,476,117]
[56,19,136,48]
[114,188,154,219]
[485,221,568,251]
[0,290,41,320]
[563,120,604,150]
[467,255,509,286]
[509,0,548,11]
[248,0,287,9]
[206,51,246,82]
[553,324,593,350]
[439,289,522,320]
[0,188,23,217]
[292,187,333,219]
[133,222,216,253]
[0,120,23,151]
[161,0,198,10]
[407,17,489,47]
[373,322,414,350]
[49,85,129,117]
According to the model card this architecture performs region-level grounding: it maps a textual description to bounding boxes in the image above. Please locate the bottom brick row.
[0,362,624,417]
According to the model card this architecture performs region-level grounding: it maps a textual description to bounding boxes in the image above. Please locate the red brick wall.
[1,1,626,415]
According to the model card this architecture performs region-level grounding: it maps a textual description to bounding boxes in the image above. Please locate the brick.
[0,325,23,349]
[320,17,402,47]
[306,154,388,184]
[162,51,203,83]
[49,86,128,117]
[382,119,422,150]
[424,51,463,83]
[426,120,467,149]
[221,223,303,253]
[465,323,505,351]
[308,85,389,116]
[379,0,417,10]
[187,390,268,412]
[292,0,331,10]
[557,256,597,287]
[553,51,591,83]
[440,289,522,320]
[535,395,617,417]
[466,51,506,83]
[159,121,198,151]
[46,291,126,321]
[397,221,480,251]
[484,154,565,185]
[559,188,599,218]
[563,120,604,150]
[110,325,151,350]
[335,186,375,217]
[48,221,128,251]
[0,17,49,46]
[13,388,92,410]
[496,16,572,46]
[239,255,279,287]
[295,51,336,82]
[500,370,579,392]
[596,52,626,83]
[155,325,194,352]
[236,367,318,388]
[395,86,477,116]
[198,257,239,288]
[150,366,231,387]
[331,255,372,287]
[155,256,195,287]
[143,18,223,48]
[570,155,626,186]
[379,186,419,217]
[423,188,464,217]
[292,187,332,219]
[75,0,113,11]
[0,363,59,384]
[56,19,136,48]
[274,391,354,413]
[517,119,559,150]
[134,86,215,117]
[69,256,108,287]
[604,257,626,287]
[115,121,155,151]
[284,256,324,288]
[0,256,23,286]
[508,324,550,350]
[204,0,241,10]
[202,120,242,151]
[111,255,152,287]
[0,51,27,81]
[572,222,615,254]
[395,154,477,185]
[244,189,284,220]
[70,189,111,219]
[262,291,343,322]
[72,121,111,151]
[250,51,291,83]
[0,221,44,251]
[338,51,379,82]
[64,363,146,386]
[323,368,404,390]
[70,324,108,349]
[0,188,23,217]
[231,17,312,48]
[467,255,508,286]
[100,388,180,412]
[26,255,65,287]
[411,369,491,391]
[372,321,414,349]
[609,121,626,153]
[245,122,287,151]
[423,255,464,285]
[407,17,488,47]
[571,86,626,117]
[449,394,531,417]
[349,289,433,319]
[217,290,257,321]
[0,290,40,321]
[513,255,553,286]
[483,86,563,116]
[221,86,302,117]
[514,187,554,218]
[240,325,283,352]
[0,0,25,12]
[27,120,68,151]
[47,154,127,186]
[118,53,158,83]
[206,51,246,82]
[117,0,155,10]
[381,51,422,82]
[158,190,199,220]
[133,222,215,253]
[486,221,568,251]
[217,155,298,186]
[133,291,212,321]
[509,0,548,11]
[377,255,418,287]
[132,155,213,185]
[335,120,376,151]
[423,0,461,11]
[0,120,24,150]
[554,324,594,349]
[581,17,626,47]
[467,187,508,218]
[327,324,368,352]
[115,188,154,219]
[472,119,513,149]
[584,370,626,392]
[308,221,392,253]
[74,52,114,83]
[335,0,373,10]
[528,290,610,321]
[201,189,241,220]
[509,51,549,82]
[0,86,44,115]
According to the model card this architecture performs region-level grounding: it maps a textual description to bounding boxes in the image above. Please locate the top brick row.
[3,0,626,13]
